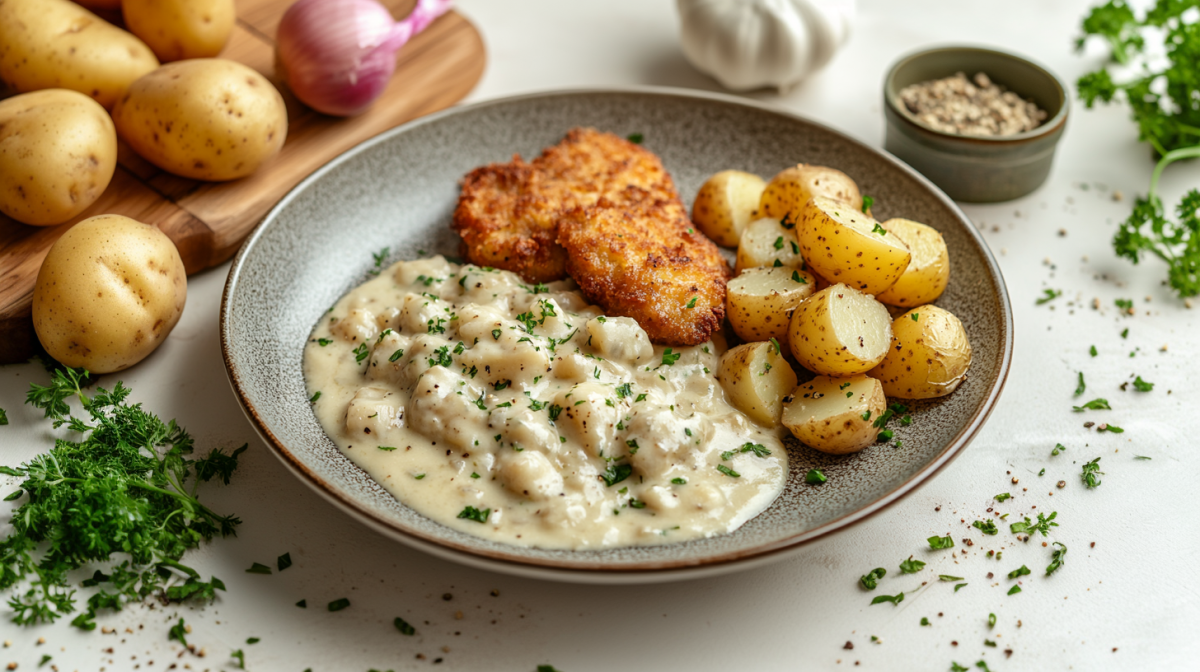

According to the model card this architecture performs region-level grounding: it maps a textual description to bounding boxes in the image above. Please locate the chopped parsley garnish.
[395,617,417,635]
[277,553,293,572]
[862,195,875,213]
[353,342,370,363]
[427,345,453,368]
[1007,565,1031,580]
[169,617,189,646]
[548,404,564,421]
[1007,585,1022,596]
[628,498,646,509]
[1115,298,1134,310]
[231,649,245,669]
[899,556,926,574]
[859,567,887,590]
[327,598,351,611]
[994,493,1011,502]
[716,464,740,478]
[457,506,490,523]
[938,574,964,582]
[928,534,955,550]
[1010,511,1058,536]
[920,617,930,626]
[601,463,633,487]
[491,328,502,340]
[1036,288,1062,305]
[1072,398,1111,411]
[686,297,698,309]
[309,391,322,403]
[1082,457,1104,488]
[972,519,998,535]
[870,592,904,606]
[661,348,682,366]
[955,583,968,593]
[0,368,244,628]
[1074,372,1086,396]
[805,469,827,485]
[1098,423,1125,433]
[1135,455,1152,460]
[615,383,634,399]
[389,348,404,362]
[791,270,808,284]
[493,379,511,391]
[1121,328,1130,339]
[529,399,547,411]
[773,236,785,250]
[671,477,686,485]
[296,599,307,608]
[366,247,390,276]
[1052,443,1066,456]
[317,338,333,346]
[871,223,888,236]
[414,473,425,480]
[1132,376,1154,391]
[377,446,397,452]
[627,132,644,144]
[1046,542,1068,575]
[1089,345,1098,357]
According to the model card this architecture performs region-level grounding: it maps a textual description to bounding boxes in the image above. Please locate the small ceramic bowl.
[883,45,1069,203]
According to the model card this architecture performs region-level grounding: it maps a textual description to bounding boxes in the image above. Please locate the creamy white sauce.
[303,257,786,549]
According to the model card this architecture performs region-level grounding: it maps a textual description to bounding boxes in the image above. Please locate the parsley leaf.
[870,592,904,606]
[327,598,351,611]
[859,567,887,590]
[1007,565,1031,580]
[1072,398,1111,412]
[1074,372,1086,397]
[1046,542,1068,576]
[1082,457,1104,488]
[456,506,490,523]
[661,348,681,366]
[601,463,633,487]
[805,468,827,485]
[928,535,955,550]
[1036,288,1062,305]
[1131,376,1154,391]
[972,519,999,535]
[994,493,1012,502]
[861,195,875,213]
[395,616,417,636]
[899,556,926,574]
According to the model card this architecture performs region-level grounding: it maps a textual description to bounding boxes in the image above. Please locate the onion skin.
[276,0,453,117]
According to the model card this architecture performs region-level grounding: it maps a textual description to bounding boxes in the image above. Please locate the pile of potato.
[0,0,289,373]
[0,0,287,227]
[700,165,972,455]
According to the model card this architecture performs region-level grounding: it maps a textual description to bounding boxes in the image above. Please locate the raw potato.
[0,0,159,109]
[716,341,797,427]
[692,170,767,247]
[758,164,864,221]
[789,283,892,376]
[32,215,187,373]
[870,305,972,399]
[726,266,815,345]
[122,0,236,62]
[735,217,804,273]
[0,90,117,226]
[113,59,287,181]
[781,375,886,454]
[873,218,950,307]
[797,196,912,295]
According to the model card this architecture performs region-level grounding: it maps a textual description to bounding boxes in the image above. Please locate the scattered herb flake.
[328,598,351,612]
[805,469,827,485]
[899,556,926,574]
[860,567,887,590]
[457,506,490,523]
[1072,398,1111,411]
[928,535,955,550]
[1082,457,1104,488]
[1036,288,1062,305]
[871,592,904,606]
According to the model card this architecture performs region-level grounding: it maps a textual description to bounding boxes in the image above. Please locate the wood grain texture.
[0,0,485,364]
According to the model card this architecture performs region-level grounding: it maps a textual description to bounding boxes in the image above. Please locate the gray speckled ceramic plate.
[220,88,1012,584]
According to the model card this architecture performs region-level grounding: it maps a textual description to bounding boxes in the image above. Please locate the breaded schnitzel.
[453,128,679,283]
[557,192,730,347]
[453,128,730,345]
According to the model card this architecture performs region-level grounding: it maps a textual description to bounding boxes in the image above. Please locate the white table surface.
[3,0,1198,669]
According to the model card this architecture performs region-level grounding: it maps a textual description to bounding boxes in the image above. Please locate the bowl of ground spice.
[883,45,1068,202]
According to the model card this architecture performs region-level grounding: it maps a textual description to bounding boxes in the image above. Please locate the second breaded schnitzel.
[557,192,731,346]
[452,128,679,283]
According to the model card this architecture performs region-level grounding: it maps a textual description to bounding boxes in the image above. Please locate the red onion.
[276,0,452,116]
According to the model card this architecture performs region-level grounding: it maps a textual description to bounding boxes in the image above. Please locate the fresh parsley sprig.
[1,368,244,628]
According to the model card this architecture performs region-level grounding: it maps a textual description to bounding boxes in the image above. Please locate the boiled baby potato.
[873,218,950,307]
[113,59,287,181]
[789,283,892,376]
[75,0,123,9]
[726,266,815,345]
[0,90,117,226]
[692,170,767,247]
[0,0,159,109]
[781,374,886,454]
[870,305,972,399]
[33,215,187,373]
[123,0,236,62]
[716,341,797,427]
[758,164,864,222]
[797,196,912,295]
[735,217,804,273]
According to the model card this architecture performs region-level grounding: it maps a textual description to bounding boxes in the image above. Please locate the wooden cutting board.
[0,0,485,364]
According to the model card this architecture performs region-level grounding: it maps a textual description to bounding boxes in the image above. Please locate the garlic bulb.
[677,0,855,92]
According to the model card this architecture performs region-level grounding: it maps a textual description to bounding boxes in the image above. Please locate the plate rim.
[220,85,1014,581]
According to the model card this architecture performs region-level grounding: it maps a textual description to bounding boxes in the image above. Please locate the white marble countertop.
[2,0,1198,669]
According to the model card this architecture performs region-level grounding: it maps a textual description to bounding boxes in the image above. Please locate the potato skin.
[0,0,159,109]
[758,164,864,221]
[873,218,950,308]
[122,0,236,62]
[113,59,287,181]
[789,283,892,376]
[726,266,814,345]
[0,90,117,226]
[797,196,912,296]
[781,375,886,454]
[33,215,187,373]
[716,341,797,427]
[870,305,972,399]
[692,170,766,247]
